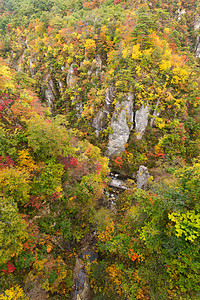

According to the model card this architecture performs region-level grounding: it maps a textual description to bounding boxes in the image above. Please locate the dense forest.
[0,0,200,299]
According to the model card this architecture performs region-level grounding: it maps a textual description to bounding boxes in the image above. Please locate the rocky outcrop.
[150,100,160,127]
[67,64,77,87]
[109,178,127,190]
[95,54,102,74]
[92,110,108,138]
[44,87,54,109]
[177,8,186,21]
[195,35,200,58]
[66,63,83,117]
[73,257,90,300]
[29,58,36,78]
[58,79,63,93]
[107,93,134,156]
[136,165,149,190]
[92,86,115,137]
[135,104,149,139]
[73,249,98,300]
[44,74,57,110]
[105,87,115,107]
[195,14,200,58]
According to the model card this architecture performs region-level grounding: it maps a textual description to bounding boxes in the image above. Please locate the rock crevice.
[107,93,134,156]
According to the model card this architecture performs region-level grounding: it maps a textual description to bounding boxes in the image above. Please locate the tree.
[0,285,28,300]
[139,161,200,298]
[0,167,30,205]
[26,114,75,160]
[0,196,28,264]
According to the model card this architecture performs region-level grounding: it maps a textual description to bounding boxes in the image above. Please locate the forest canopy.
[0,0,199,299]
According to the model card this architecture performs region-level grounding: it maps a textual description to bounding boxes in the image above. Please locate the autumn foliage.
[0,0,199,299]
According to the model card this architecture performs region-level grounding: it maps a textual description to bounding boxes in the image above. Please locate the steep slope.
[0,1,200,299]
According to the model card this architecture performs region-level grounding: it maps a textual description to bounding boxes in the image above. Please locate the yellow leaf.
[132,44,142,60]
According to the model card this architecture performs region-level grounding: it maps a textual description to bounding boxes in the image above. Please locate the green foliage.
[37,215,57,235]
[139,162,200,297]
[175,161,200,208]
[26,114,75,160]
[32,158,64,196]
[92,161,200,298]
[0,1,200,299]
[15,251,35,270]
[168,211,200,242]
[0,167,30,205]
[0,196,28,264]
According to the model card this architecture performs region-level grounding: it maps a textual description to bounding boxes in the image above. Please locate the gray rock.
[107,93,134,156]
[95,54,102,74]
[195,14,200,58]
[67,64,76,87]
[92,110,108,138]
[92,86,115,137]
[76,269,85,291]
[150,100,160,127]
[75,101,83,119]
[73,257,90,300]
[110,202,117,214]
[58,79,63,93]
[136,165,149,190]
[80,250,98,263]
[45,85,54,110]
[135,104,149,140]
[66,64,83,116]
[195,35,200,58]
[29,58,36,78]
[105,87,115,107]
[177,8,186,21]
[44,74,57,110]
[194,14,200,31]
[109,178,127,190]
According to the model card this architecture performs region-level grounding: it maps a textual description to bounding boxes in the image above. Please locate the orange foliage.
[11,89,45,120]
[137,287,150,300]
[97,220,115,242]
[114,156,123,168]
[128,248,142,262]
[106,264,124,296]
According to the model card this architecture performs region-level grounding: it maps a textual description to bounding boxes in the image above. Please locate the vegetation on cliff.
[0,0,199,299]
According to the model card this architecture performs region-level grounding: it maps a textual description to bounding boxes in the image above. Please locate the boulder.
[109,178,127,190]
[136,165,149,190]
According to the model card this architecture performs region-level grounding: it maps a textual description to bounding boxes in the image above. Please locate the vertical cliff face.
[149,100,160,127]
[195,14,200,57]
[107,93,134,156]
[5,0,199,163]
[135,104,149,140]
[92,87,115,138]
[44,74,58,110]
[67,64,77,88]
